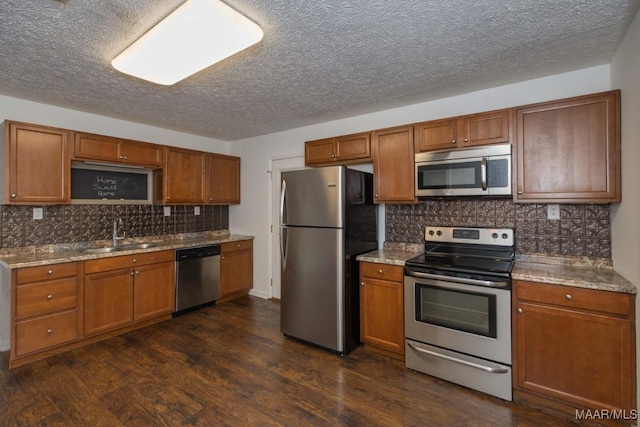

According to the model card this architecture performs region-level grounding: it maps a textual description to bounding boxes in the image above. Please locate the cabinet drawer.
[84,250,173,274]
[16,262,78,284]
[516,280,632,316]
[360,262,403,282]
[15,278,78,319]
[221,240,253,253]
[15,310,78,356]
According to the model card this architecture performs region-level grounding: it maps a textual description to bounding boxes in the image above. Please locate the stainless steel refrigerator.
[280,166,378,355]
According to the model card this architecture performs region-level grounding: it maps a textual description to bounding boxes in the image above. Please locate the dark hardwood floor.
[1,296,586,426]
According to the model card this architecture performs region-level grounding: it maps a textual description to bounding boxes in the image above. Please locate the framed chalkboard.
[71,164,151,202]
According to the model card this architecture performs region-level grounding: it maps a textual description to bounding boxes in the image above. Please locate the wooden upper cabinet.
[4,121,70,204]
[157,147,206,204]
[207,153,240,204]
[415,109,511,152]
[372,125,416,204]
[515,90,620,203]
[72,132,162,167]
[305,132,371,166]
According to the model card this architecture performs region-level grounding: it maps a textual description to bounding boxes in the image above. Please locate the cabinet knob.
[222,256,226,260]
[517,308,523,314]
[46,329,53,335]
[361,281,365,286]
[123,156,127,160]
[47,294,53,301]
[47,269,53,275]
[135,270,139,275]
[133,259,137,263]
[237,243,241,247]
[378,269,383,274]
[451,139,456,144]
[119,155,124,159]
[130,271,135,276]
[565,294,573,301]
[375,194,378,198]
[10,193,16,198]
[464,138,468,142]
[517,190,523,195]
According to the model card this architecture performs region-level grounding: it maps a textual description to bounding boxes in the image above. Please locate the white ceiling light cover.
[111,0,263,85]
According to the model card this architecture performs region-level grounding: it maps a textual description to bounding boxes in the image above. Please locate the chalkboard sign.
[71,167,149,200]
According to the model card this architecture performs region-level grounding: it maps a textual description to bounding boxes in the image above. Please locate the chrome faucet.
[112,216,125,247]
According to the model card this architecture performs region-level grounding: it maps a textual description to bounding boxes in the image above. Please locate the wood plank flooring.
[1,296,588,426]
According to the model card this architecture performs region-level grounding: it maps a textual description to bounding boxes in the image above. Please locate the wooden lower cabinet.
[359,262,404,356]
[513,280,636,415]
[133,261,175,321]
[219,240,253,301]
[84,268,134,336]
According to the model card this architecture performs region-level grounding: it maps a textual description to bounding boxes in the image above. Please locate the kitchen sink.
[82,247,119,254]
[81,242,158,254]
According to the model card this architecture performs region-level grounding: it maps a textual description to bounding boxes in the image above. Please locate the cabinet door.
[335,132,371,161]
[220,241,253,299]
[372,125,416,203]
[72,132,122,163]
[84,269,133,336]
[207,154,240,204]
[515,91,620,202]
[121,140,163,167]
[5,122,69,203]
[461,109,510,148]
[515,302,634,412]
[133,261,175,321]
[414,118,458,152]
[360,276,404,354]
[305,138,336,165]
[163,147,206,203]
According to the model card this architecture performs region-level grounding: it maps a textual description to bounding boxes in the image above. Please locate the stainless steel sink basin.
[82,247,119,254]
[118,243,158,250]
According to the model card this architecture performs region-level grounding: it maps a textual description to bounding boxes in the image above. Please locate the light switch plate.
[33,207,44,220]
[547,204,560,220]
[194,206,200,216]
[163,206,171,217]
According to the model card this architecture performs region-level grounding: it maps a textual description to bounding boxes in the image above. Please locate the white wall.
[230,65,611,300]
[611,7,640,414]
[0,94,230,153]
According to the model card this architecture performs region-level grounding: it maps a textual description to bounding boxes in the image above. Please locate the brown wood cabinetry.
[84,251,174,336]
[155,147,207,204]
[72,132,162,167]
[3,121,70,204]
[219,240,253,301]
[10,262,80,365]
[359,262,404,356]
[513,280,636,415]
[415,109,510,152]
[305,132,371,166]
[372,125,416,203]
[207,153,241,204]
[515,90,620,203]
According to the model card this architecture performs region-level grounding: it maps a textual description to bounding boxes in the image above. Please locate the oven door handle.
[405,270,509,289]
[407,342,509,374]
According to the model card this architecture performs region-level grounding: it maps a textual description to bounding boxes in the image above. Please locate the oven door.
[404,271,511,365]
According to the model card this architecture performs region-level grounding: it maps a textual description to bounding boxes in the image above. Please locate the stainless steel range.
[404,226,515,401]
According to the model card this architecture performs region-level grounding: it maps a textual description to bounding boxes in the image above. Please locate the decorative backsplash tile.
[0,204,229,248]
[386,199,611,259]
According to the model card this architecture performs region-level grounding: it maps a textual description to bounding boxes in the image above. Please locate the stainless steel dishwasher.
[175,244,221,315]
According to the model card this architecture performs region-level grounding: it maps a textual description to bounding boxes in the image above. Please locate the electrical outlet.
[33,207,44,220]
[163,206,171,217]
[547,204,560,220]
[194,206,200,216]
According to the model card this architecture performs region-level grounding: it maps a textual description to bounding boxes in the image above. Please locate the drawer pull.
[47,270,53,275]
[237,243,241,247]
[47,294,53,301]
[133,259,137,263]
[46,329,52,335]
[565,294,573,301]
[378,269,383,274]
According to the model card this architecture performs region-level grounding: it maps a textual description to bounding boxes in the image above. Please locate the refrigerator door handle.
[280,179,287,226]
[280,226,288,269]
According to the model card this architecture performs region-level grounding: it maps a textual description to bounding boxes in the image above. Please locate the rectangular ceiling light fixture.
[111,0,263,85]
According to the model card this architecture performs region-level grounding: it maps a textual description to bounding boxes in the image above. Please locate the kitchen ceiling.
[0,0,638,141]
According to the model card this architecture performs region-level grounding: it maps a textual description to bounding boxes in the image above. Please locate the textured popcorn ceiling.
[0,0,638,141]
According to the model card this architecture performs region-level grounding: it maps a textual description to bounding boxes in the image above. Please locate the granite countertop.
[356,243,637,295]
[0,231,254,269]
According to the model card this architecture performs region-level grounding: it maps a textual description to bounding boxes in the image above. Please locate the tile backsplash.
[385,199,611,259]
[0,204,229,248]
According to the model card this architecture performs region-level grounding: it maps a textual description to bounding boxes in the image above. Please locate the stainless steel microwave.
[415,144,512,197]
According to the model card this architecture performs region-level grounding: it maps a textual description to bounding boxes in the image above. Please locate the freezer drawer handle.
[407,342,509,374]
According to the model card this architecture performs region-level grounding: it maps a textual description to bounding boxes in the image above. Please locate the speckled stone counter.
[356,242,423,266]
[0,231,254,269]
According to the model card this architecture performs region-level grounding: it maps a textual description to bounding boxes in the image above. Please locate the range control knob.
[502,233,509,239]
[428,230,434,236]
[436,230,442,236]
[491,232,499,239]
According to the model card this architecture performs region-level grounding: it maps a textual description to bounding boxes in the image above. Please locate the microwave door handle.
[480,157,487,191]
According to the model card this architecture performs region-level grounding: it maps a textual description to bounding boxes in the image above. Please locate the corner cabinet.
[305,132,371,166]
[3,121,70,204]
[515,90,621,203]
[513,280,636,415]
[372,125,416,204]
[219,240,253,302]
[207,153,241,204]
[359,262,404,356]
[155,147,207,204]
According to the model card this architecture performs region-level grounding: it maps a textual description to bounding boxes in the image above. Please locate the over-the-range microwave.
[415,143,512,197]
